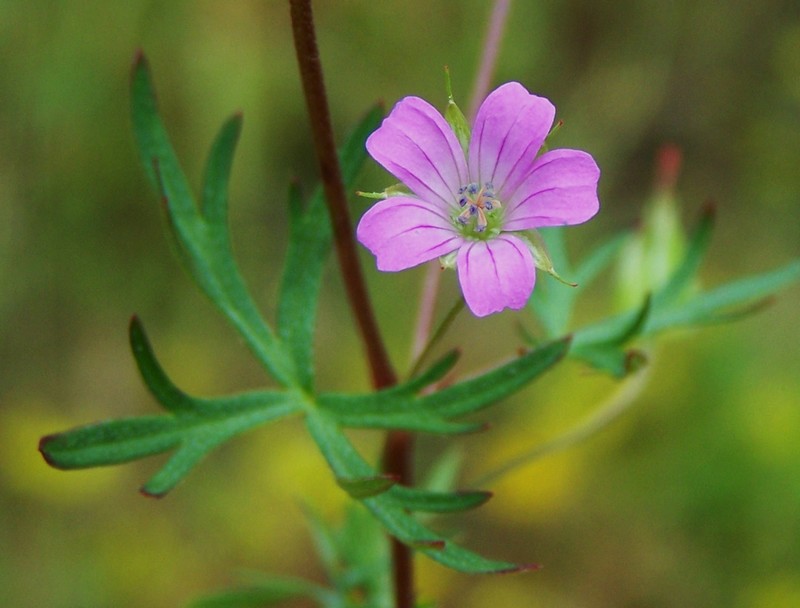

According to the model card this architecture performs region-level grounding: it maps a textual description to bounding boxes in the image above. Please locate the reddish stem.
[288,2,411,607]
[467,0,512,121]
[288,0,396,391]
[382,430,415,607]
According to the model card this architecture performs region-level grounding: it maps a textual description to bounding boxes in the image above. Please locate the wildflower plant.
[38,1,800,607]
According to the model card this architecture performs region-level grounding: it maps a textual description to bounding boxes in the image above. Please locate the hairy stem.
[289,0,396,390]
[410,263,443,363]
[467,0,512,121]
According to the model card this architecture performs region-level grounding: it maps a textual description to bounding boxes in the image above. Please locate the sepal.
[524,229,577,286]
[356,182,412,200]
[444,67,470,155]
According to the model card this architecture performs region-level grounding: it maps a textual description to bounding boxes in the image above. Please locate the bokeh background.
[2,1,799,606]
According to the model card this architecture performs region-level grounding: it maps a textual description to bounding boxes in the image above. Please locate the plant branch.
[381,429,415,608]
[289,0,396,390]
[410,263,443,363]
[467,0,512,121]
[289,2,409,606]
[473,358,652,487]
[408,298,464,380]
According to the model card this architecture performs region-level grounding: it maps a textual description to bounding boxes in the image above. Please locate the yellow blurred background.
[1,1,799,606]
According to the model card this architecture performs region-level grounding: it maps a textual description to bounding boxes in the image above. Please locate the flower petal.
[504,149,600,230]
[356,196,463,272]
[366,97,467,210]
[468,82,555,199]
[456,235,536,317]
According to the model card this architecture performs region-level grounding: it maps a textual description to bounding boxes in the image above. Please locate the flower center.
[453,182,503,238]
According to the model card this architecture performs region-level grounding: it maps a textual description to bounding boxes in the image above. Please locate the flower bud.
[616,144,687,309]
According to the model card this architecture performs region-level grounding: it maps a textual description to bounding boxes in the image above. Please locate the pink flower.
[357,82,600,317]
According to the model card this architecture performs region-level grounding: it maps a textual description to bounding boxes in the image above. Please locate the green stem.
[408,298,465,380]
[473,358,652,487]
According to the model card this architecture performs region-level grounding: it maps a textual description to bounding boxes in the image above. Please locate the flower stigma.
[454,182,503,239]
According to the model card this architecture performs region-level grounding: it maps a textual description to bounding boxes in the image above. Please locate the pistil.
[455,182,501,234]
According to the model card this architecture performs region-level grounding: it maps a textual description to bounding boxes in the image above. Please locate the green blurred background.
[1,1,799,606]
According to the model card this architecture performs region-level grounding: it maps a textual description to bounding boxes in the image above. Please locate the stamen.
[454,181,503,235]
[457,204,475,224]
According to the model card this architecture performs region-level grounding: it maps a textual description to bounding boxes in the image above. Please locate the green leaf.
[405,348,461,390]
[300,505,346,583]
[320,408,484,435]
[301,503,391,607]
[317,339,568,428]
[571,295,651,377]
[40,417,182,469]
[201,112,242,225]
[40,388,301,496]
[652,203,714,307]
[305,411,537,574]
[130,51,196,218]
[276,104,382,392]
[646,258,800,332]
[276,183,328,392]
[568,240,799,376]
[41,317,302,495]
[190,577,332,608]
[336,474,398,499]
[386,486,492,513]
[129,315,193,414]
[141,440,221,497]
[130,52,296,386]
[417,337,570,418]
[531,228,628,338]
[569,344,648,379]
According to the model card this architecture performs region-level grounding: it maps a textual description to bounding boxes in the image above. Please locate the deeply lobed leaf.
[546,205,799,376]
[305,410,535,574]
[131,52,296,386]
[317,338,569,426]
[41,317,302,495]
[189,577,332,608]
[276,105,383,392]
